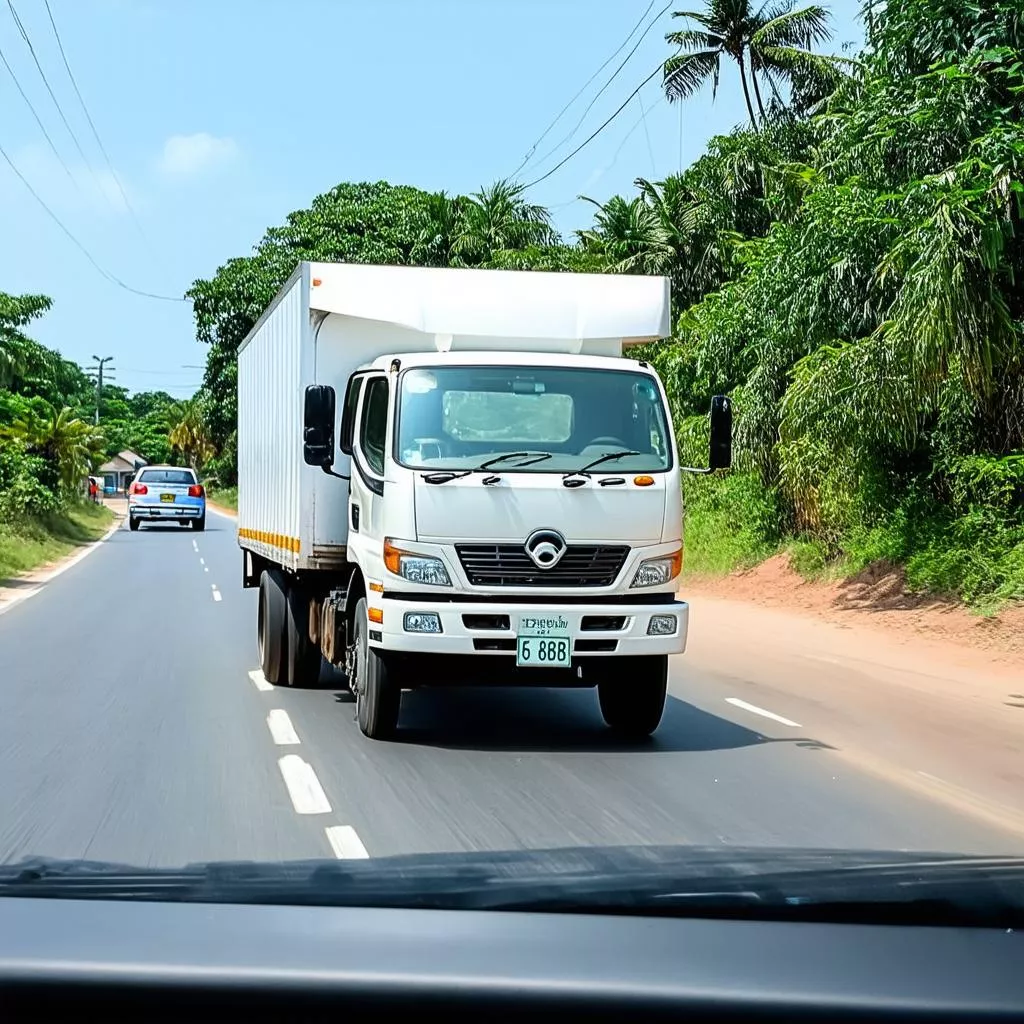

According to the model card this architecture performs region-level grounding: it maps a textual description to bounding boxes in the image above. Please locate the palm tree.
[2,403,105,492]
[454,180,558,266]
[662,0,833,128]
[168,397,215,471]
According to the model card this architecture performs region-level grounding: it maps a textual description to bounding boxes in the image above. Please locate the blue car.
[128,466,206,531]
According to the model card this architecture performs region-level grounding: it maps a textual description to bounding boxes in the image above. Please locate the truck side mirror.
[303,384,336,468]
[709,394,732,471]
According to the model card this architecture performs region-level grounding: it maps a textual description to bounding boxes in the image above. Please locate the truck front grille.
[456,544,629,588]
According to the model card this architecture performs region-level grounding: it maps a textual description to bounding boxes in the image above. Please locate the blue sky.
[1,0,864,399]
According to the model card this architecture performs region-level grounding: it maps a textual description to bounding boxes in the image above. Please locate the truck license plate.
[516,615,571,668]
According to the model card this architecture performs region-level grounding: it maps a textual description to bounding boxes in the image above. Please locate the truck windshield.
[396,365,672,473]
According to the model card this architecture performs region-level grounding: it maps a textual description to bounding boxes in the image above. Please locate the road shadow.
[127,523,226,533]
[340,686,835,754]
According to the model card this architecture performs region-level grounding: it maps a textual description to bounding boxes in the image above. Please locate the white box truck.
[237,261,730,739]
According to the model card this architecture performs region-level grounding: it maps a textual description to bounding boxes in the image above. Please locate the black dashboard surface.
[0,895,1021,1020]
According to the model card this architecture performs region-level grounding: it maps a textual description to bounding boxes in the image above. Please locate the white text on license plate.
[516,615,571,668]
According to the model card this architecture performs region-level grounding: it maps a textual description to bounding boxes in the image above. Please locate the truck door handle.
[351,505,360,531]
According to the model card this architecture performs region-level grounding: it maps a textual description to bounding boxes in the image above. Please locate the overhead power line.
[0,42,83,195]
[41,0,153,243]
[510,0,657,180]
[0,139,185,302]
[5,0,119,214]
[523,63,665,190]
[524,0,672,179]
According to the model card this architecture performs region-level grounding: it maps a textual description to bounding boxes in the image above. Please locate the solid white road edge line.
[248,669,273,692]
[267,709,300,745]
[278,755,332,815]
[0,518,121,618]
[725,697,802,728]
[325,825,369,860]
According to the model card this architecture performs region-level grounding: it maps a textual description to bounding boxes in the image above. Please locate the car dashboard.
[0,895,1021,1021]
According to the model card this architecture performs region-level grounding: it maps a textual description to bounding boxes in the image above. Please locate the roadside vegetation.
[0,293,213,581]
[0,502,112,583]
[185,0,1022,611]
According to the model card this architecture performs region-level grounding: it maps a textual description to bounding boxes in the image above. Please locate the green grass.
[0,502,114,583]
[206,485,237,511]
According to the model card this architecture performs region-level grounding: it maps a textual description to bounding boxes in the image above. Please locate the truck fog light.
[404,611,442,633]
[647,614,677,635]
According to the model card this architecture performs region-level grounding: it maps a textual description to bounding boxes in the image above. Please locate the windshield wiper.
[479,451,553,470]
[422,451,552,485]
[563,450,641,487]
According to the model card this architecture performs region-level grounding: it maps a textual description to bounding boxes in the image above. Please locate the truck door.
[347,372,390,579]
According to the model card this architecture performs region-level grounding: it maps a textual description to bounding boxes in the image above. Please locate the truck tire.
[597,655,668,739]
[352,597,400,740]
[258,569,288,686]
[284,583,322,687]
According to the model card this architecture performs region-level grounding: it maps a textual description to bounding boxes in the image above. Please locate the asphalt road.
[0,509,1018,868]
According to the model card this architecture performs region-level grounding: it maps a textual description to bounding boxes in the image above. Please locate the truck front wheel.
[258,569,288,685]
[351,597,400,740]
[596,655,668,739]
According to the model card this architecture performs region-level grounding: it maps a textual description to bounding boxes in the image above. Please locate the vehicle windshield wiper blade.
[563,450,641,484]
[422,452,553,485]
[478,451,553,471]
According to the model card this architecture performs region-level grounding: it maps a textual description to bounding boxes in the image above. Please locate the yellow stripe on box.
[238,527,300,554]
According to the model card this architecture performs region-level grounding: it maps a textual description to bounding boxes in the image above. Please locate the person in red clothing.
[88,478,98,503]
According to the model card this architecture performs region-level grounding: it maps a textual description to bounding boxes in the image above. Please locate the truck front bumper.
[370,595,688,658]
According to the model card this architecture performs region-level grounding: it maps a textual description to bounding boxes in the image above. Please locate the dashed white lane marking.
[199,557,205,565]
[267,709,300,745]
[192,540,198,552]
[278,755,332,814]
[204,567,209,573]
[725,697,802,728]
[248,669,273,692]
[325,825,369,859]
[212,586,222,602]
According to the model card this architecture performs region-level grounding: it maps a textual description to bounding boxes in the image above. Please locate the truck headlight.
[630,548,683,588]
[383,538,451,587]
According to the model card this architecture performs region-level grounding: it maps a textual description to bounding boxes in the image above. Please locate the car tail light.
[131,483,147,495]
[188,484,205,498]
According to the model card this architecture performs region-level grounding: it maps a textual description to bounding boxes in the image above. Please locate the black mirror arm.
[321,465,350,481]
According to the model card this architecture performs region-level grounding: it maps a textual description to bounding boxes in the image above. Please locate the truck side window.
[360,377,389,476]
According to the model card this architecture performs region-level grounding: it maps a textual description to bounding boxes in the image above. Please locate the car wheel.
[596,655,668,740]
[128,517,140,531]
[191,514,206,531]
[353,597,400,740]
[258,569,288,685]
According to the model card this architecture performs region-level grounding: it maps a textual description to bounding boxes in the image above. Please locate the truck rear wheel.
[597,655,668,739]
[352,597,400,740]
[258,569,288,685]
[284,583,322,687]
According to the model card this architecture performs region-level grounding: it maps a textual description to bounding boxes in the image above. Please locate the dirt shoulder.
[681,554,1024,669]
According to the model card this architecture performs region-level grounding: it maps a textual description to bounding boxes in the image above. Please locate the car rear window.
[138,469,196,485]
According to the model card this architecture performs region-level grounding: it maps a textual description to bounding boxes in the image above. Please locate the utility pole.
[87,355,115,425]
